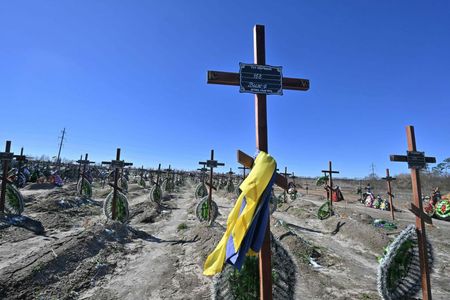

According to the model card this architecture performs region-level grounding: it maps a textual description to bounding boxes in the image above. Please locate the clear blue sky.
[1,1,449,178]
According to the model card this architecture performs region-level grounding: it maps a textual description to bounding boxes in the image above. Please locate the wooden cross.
[381,168,396,221]
[77,154,95,188]
[207,24,308,299]
[321,161,339,209]
[154,164,162,186]
[101,148,133,220]
[76,154,83,181]
[227,168,234,180]
[164,165,175,190]
[13,147,28,185]
[390,125,435,300]
[290,172,297,187]
[282,167,293,201]
[0,141,14,213]
[139,165,144,179]
[238,165,248,179]
[197,165,208,183]
[199,150,224,221]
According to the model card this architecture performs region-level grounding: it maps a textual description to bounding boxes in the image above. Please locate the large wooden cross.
[199,149,224,222]
[390,125,435,300]
[381,168,396,220]
[207,24,309,299]
[321,161,339,209]
[101,148,133,220]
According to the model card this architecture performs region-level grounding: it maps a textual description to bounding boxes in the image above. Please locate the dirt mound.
[0,222,138,300]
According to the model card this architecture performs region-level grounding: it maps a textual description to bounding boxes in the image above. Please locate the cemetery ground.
[1,178,450,299]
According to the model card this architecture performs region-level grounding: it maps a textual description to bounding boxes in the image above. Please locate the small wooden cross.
[381,168,396,220]
[13,147,28,184]
[77,153,95,188]
[139,165,145,179]
[0,141,14,213]
[14,147,28,166]
[101,148,133,220]
[281,167,293,201]
[321,161,339,209]
[153,164,162,186]
[390,125,435,300]
[227,168,234,181]
[207,24,308,298]
[197,166,208,183]
[76,154,83,181]
[199,150,224,221]
[238,165,248,179]
[290,172,297,187]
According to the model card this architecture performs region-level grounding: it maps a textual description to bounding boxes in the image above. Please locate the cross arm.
[321,170,339,174]
[409,203,432,225]
[207,71,310,91]
[237,150,287,190]
[77,160,95,165]
[205,181,217,191]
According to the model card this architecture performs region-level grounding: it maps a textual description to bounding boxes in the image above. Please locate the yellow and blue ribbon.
[203,151,276,275]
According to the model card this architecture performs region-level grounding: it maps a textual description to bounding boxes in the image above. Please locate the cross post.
[390,125,435,300]
[101,148,133,220]
[207,25,308,299]
[381,168,396,220]
[199,149,224,221]
[0,141,14,213]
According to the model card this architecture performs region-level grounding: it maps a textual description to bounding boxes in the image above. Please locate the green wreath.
[77,177,92,198]
[377,224,433,300]
[435,199,450,220]
[150,185,162,203]
[5,183,24,215]
[103,191,129,223]
[317,201,331,220]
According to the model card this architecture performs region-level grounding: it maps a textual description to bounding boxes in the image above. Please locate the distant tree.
[432,157,450,176]
[39,154,50,161]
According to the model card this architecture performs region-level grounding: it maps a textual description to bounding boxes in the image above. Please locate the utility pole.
[370,163,376,178]
[56,128,66,170]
